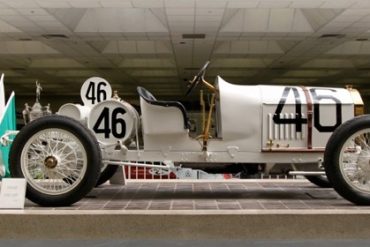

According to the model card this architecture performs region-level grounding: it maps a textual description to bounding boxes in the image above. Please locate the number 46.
[86,81,108,104]
[273,87,342,133]
[93,107,127,139]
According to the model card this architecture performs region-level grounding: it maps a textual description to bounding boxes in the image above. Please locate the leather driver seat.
[137,86,190,129]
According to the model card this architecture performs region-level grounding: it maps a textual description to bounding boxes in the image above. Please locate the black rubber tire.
[305,175,331,188]
[9,115,101,207]
[324,114,370,205]
[96,165,118,186]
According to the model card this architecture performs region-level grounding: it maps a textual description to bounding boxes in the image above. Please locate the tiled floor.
[24,180,370,210]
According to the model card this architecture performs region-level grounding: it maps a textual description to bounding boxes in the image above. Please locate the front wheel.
[10,115,101,207]
[324,115,370,205]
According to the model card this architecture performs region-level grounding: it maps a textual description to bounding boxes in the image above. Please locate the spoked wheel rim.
[20,128,88,195]
[339,128,370,194]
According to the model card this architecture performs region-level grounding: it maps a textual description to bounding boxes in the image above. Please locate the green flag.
[0,92,16,177]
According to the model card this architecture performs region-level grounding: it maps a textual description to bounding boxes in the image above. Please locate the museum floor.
[2,180,370,239]
[24,180,370,210]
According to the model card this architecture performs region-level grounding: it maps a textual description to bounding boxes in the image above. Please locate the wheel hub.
[44,156,58,169]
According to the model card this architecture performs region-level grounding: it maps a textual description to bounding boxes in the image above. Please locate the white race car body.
[89,76,358,165]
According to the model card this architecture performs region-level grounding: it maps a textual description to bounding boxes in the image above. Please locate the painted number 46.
[85,81,108,105]
[93,107,127,139]
[273,87,342,133]
[80,77,112,107]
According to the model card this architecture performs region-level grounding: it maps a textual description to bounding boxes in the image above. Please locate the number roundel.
[88,100,137,145]
[80,77,112,107]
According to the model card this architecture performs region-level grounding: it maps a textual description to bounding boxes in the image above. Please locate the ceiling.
[2,0,370,102]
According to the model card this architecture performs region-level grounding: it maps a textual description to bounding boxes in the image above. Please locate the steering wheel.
[186,61,210,95]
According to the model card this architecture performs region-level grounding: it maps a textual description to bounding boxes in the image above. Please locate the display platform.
[1,180,370,239]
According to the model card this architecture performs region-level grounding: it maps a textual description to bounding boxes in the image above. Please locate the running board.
[289,171,325,176]
[102,160,172,170]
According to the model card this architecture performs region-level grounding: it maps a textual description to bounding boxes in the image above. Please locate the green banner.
[0,92,16,177]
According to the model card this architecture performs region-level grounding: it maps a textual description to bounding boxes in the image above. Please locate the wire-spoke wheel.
[325,115,370,205]
[10,115,101,206]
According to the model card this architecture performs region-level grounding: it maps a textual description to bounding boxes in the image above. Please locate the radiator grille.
[267,113,305,141]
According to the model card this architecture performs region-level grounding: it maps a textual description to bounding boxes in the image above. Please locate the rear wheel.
[324,115,370,205]
[10,115,101,207]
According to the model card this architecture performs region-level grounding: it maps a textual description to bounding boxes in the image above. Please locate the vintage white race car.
[7,61,370,206]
